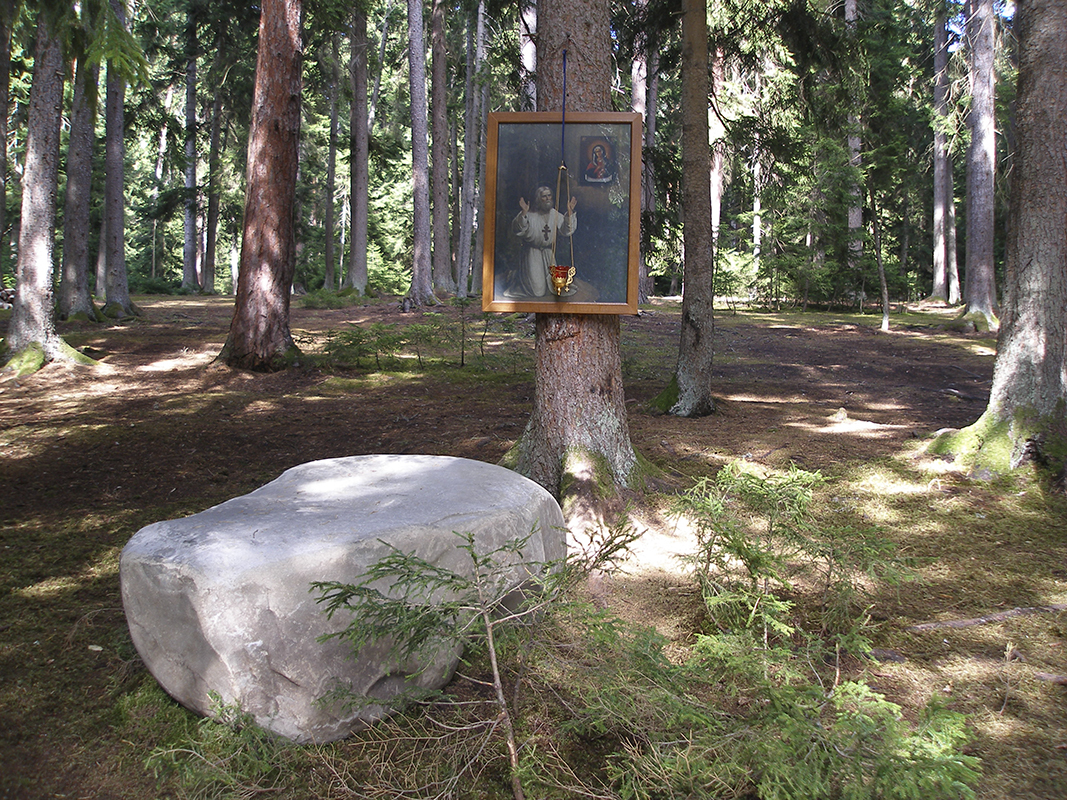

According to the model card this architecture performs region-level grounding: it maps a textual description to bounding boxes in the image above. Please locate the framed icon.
[481,111,642,315]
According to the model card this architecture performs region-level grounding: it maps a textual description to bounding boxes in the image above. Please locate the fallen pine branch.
[1034,672,1067,686]
[908,604,1067,632]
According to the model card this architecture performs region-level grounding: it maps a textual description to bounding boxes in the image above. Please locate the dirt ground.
[5,294,1065,799]
[1,294,997,500]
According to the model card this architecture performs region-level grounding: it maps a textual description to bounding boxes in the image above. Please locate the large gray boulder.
[120,455,565,743]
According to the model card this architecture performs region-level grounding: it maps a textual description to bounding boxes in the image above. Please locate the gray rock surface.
[120,454,565,743]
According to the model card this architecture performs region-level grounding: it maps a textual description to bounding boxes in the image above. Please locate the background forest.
[0,0,1015,314]
[3,1,1066,798]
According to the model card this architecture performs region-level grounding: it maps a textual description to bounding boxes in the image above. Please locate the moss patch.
[930,403,1067,487]
[648,373,679,414]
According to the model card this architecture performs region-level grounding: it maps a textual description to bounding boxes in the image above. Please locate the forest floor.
[1,294,1065,799]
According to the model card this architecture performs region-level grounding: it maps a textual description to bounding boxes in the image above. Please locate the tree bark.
[931,2,951,302]
[346,8,369,294]
[182,7,201,292]
[405,0,434,305]
[456,6,483,299]
[203,73,223,295]
[0,0,12,278]
[512,0,638,500]
[58,56,99,320]
[670,0,715,417]
[936,0,1067,483]
[963,0,998,328]
[6,11,68,363]
[220,0,303,371]
[845,0,863,282]
[103,0,135,317]
[430,0,454,295]
[519,0,536,110]
[870,191,890,332]
[630,0,657,304]
[323,35,339,292]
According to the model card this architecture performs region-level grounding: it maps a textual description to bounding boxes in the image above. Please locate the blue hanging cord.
[561,49,567,167]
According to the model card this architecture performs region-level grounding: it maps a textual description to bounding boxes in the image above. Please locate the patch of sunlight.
[18,575,83,599]
[615,509,695,577]
[851,473,932,496]
[973,708,1033,743]
[17,553,120,600]
[137,350,216,372]
[787,416,909,439]
[967,343,997,357]
[245,399,283,414]
[719,392,812,404]
[865,400,907,412]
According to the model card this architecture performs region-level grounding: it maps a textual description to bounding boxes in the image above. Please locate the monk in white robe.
[506,186,577,297]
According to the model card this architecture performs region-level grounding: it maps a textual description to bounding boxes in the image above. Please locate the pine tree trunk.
[940,0,1067,483]
[519,0,536,109]
[6,12,66,362]
[630,1,655,304]
[430,0,454,295]
[103,0,134,317]
[709,45,725,283]
[220,0,303,371]
[346,8,369,294]
[931,3,950,302]
[58,56,99,320]
[963,0,998,327]
[203,82,223,295]
[0,0,12,279]
[182,10,201,292]
[456,5,484,298]
[406,0,434,305]
[670,0,715,417]
[470,64,489,297]
[512,0,638,499]
[845,0,863,281]
[323,36,339,292]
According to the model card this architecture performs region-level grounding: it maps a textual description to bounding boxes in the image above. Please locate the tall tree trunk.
[936,0,1067,483]
[430,0,453,295]
[963,0,998,328]
[405,0,434,305]
[150,86,174,280]
[5,11,70,364]
[346,8,369,294]
[104,0,135,318]
[512,0,638,502]
[931,1,951,302]
[666,0,716,418]
[709,45,725,295]
[519,0,536,109]
[323,35,339,291]
[455,5,483,298]
[946,163,960,303]
[0,0,12,278]
[631,0,655,304]
[182,6,201,292]
[369,0,393,130]
[870,190,890,332]
[751,73,763,277]
[58,55,100,320]
[203,81,223,294]
[845,0,863,283]
[470,33,489,298]
[95,214,107,301]
[220,0,303,371]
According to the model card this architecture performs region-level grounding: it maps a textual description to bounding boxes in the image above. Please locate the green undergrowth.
[140,464,981,799]
[315,309,534,374]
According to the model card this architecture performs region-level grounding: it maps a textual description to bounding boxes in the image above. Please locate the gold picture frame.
[481,111,642,315]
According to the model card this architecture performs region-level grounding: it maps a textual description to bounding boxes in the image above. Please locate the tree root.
[907,604,1067,632]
